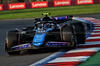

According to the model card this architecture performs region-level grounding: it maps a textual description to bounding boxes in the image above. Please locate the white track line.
[66,48,99,53]
[91,33,100,35]
[29,50,63,66]
[93,30,100,31]
[87,36,100,39]
[93,23,100,24]
[78,41,100,46]
[48,56,90,63]
[95,25,100,26]
[95,27,100,28]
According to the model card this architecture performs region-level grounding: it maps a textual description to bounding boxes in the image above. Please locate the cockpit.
[34,20,57,30]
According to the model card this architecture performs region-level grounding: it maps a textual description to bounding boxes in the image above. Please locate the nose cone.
[32,33,46,46]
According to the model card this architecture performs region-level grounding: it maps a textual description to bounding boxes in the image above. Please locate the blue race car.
[5,13,92,55]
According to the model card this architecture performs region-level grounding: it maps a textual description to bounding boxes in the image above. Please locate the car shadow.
[7,48,70,56]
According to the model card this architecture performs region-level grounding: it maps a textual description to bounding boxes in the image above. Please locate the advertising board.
[54,0,71,6]
[31,1,48,8]
[8,3,26,10]
[77,0,93,5]
[0,4,3,11]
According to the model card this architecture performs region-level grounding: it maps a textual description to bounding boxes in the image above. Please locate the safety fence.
[0,0,100,11]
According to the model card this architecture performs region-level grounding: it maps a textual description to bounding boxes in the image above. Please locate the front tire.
[5,30,20,55]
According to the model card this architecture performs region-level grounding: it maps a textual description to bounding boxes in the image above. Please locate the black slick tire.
[5,30,20,55]
[61,24,77,49]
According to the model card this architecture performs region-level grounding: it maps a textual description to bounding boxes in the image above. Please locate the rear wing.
[34,15,73,24]
[53,15,73,24]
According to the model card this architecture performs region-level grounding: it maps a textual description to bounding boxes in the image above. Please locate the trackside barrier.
[1,0,100,11]
[71,0,77,5]
[0,4,3,11]
[93,0,100,4]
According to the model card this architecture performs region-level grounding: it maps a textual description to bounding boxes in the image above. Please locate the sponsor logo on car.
[46,42,69,46]
[11,43,30,50]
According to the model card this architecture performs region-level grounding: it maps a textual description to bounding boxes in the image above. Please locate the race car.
[5,13,93,55]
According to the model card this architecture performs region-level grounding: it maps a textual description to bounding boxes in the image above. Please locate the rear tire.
[71,35,77,49]
[61,25,77,49]
[5,30,20,55]
[72,22,86,44]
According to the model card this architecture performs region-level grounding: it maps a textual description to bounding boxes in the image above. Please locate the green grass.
[0,4,100,20]
[96,17,100,19]
[79,50,100,66]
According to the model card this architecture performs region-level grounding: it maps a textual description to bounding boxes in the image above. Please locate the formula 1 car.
[5,13,93,55]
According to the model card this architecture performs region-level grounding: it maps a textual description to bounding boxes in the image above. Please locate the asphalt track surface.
[0,13,100,66]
